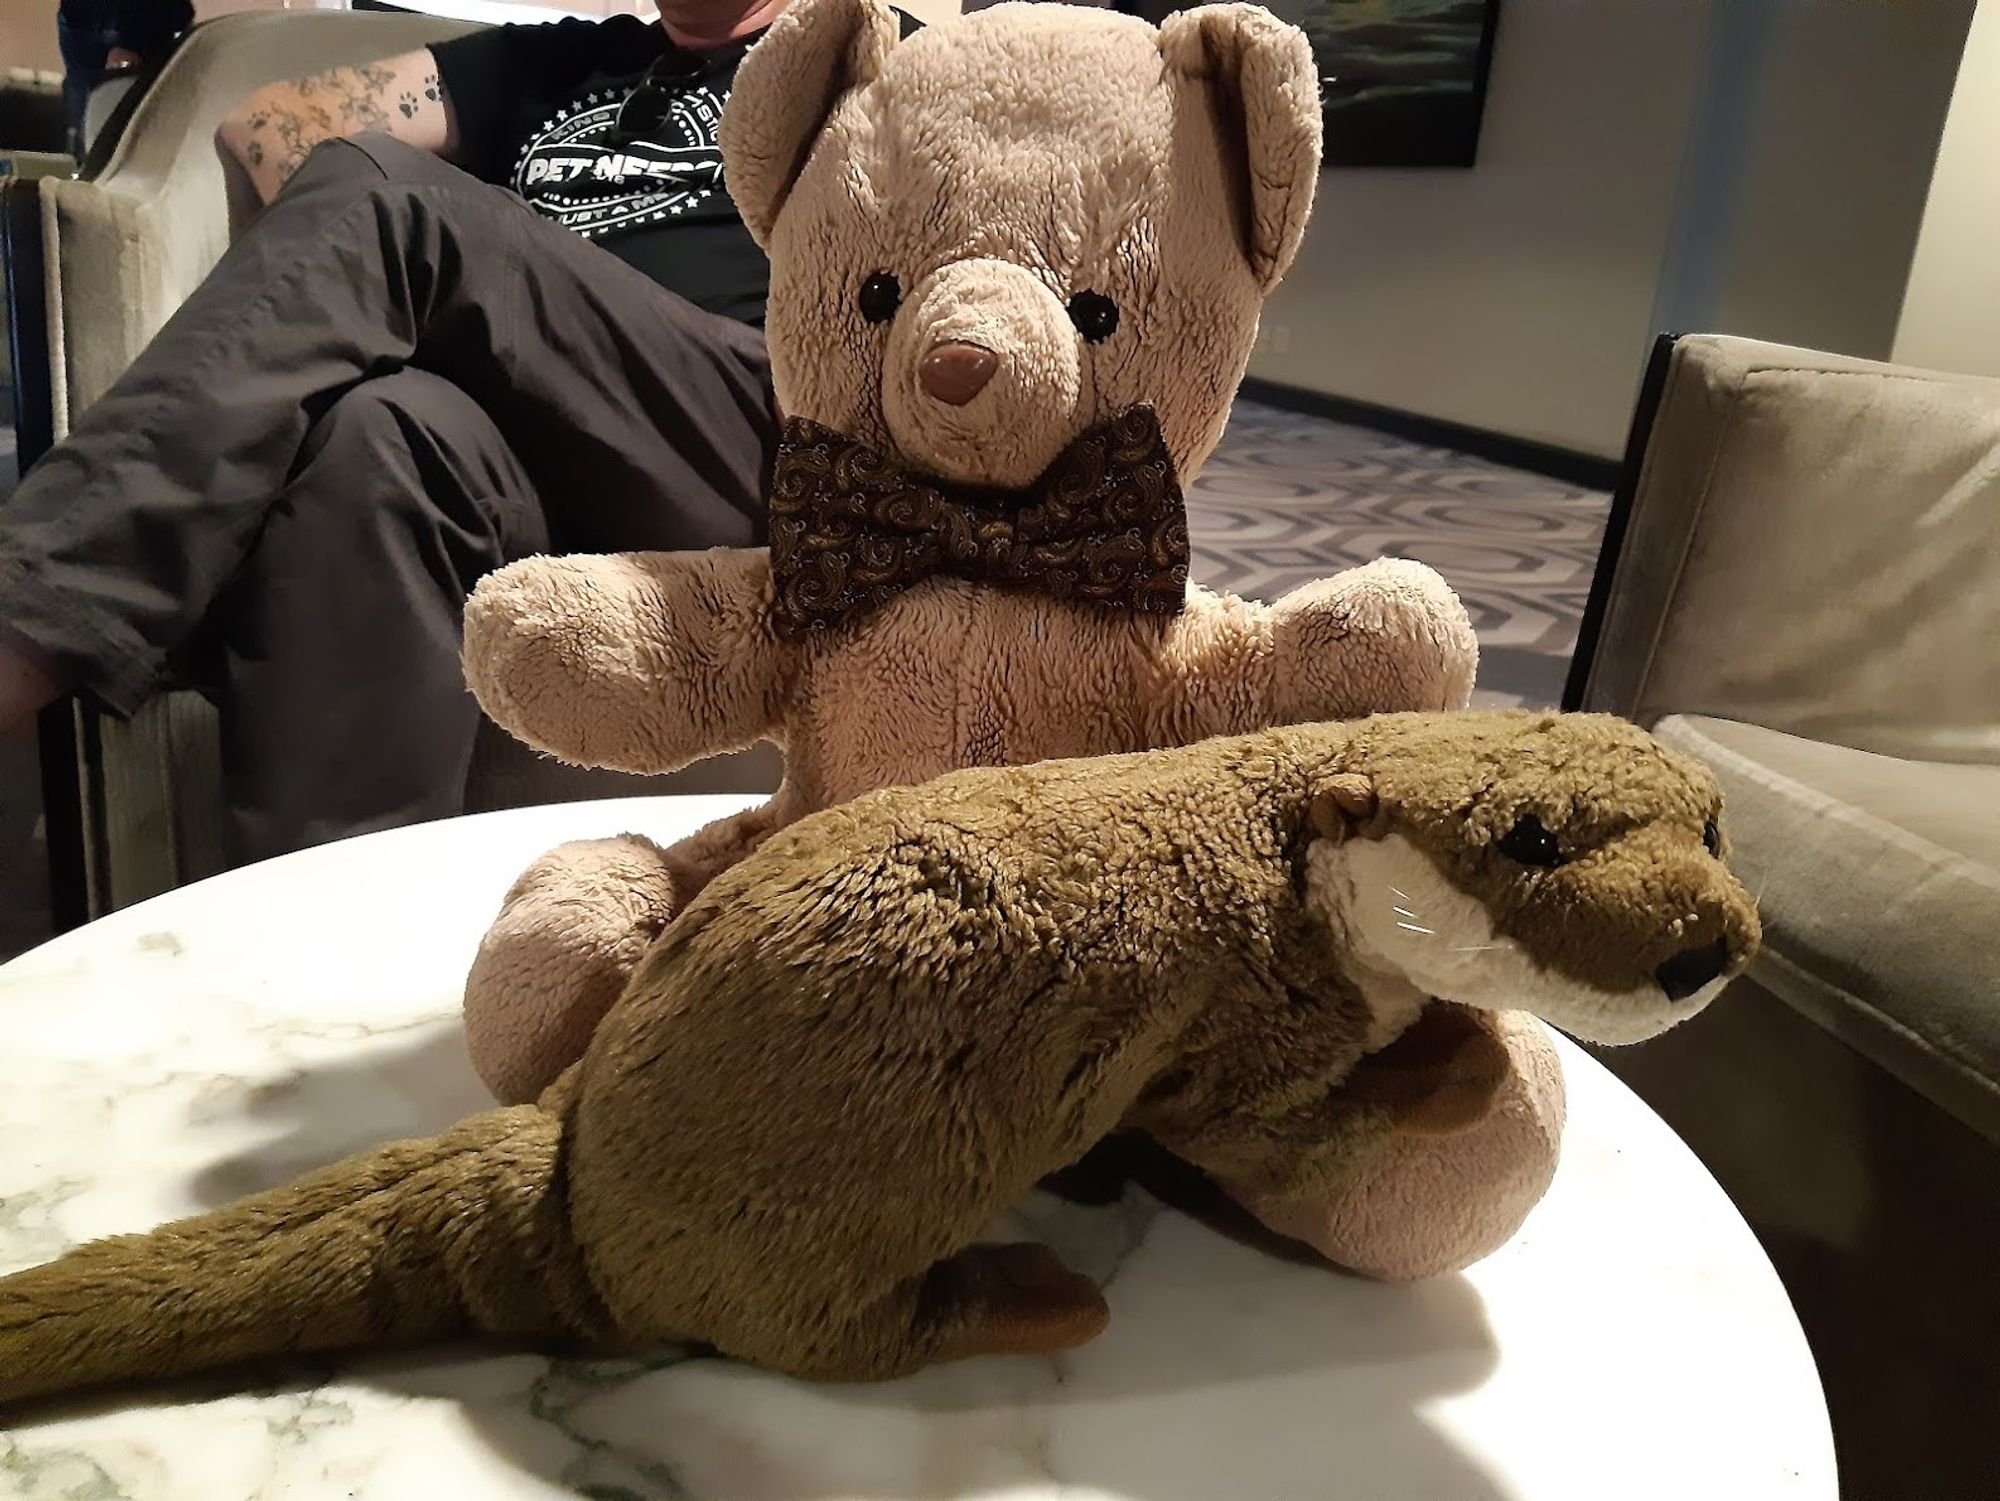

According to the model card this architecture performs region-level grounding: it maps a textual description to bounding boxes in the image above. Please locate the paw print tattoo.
[397,91,418,118]
[423,72,441,103]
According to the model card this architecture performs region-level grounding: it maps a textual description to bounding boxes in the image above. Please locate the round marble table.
[0,797,1836,1500]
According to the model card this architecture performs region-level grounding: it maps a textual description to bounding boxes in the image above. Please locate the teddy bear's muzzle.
[883,258,1084,489]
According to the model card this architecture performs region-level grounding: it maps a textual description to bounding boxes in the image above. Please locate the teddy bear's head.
[721,0,1321,490]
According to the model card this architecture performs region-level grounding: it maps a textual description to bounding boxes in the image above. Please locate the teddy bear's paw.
[1271,558,1480,716]
[1242,1010,1565,1281]
[463,557,665,763]
[464,835,680,1104]
[462,549,786,775]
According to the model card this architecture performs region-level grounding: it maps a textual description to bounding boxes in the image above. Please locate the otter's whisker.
[1739,860,1777,918]
[1450,944,1502,954]
[1396,921,1436,936]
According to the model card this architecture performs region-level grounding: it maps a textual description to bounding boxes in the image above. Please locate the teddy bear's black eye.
[1067,290,1120,343]
[858,271,902,324]
[1703,817,1721,857]
[1497,814,1564,869]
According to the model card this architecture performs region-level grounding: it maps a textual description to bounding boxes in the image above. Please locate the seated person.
[0,0,877,865]
[57,0,196,156]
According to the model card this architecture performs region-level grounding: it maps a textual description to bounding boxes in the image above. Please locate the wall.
[2,1,65,73]
[1686,0,1974,365]
[1250,0,1712,458]
[1893,0,2000,379]
[1251,0,1974,459]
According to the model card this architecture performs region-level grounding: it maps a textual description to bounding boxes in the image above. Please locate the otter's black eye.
[1703,817,1721,857]
[1498,814,1564,869]
[858,271,902,324]
[1067,290,1120,343]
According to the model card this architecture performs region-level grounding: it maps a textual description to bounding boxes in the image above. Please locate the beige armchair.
[1568,332,1999,1496]
[1570,332,1999,1135]
[11,9,787,924]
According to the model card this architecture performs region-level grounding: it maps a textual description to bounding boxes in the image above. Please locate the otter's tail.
[0,1105,609,1408]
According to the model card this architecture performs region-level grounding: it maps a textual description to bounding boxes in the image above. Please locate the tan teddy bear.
[458,0,1562,1280]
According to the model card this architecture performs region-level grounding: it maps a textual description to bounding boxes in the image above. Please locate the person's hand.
[105,46,144,69]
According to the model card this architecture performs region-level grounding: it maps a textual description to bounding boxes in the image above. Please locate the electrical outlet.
[1264,324,1293,356]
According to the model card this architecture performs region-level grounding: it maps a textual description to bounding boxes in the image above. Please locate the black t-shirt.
[434,14,766,325]
[433,11,917,328]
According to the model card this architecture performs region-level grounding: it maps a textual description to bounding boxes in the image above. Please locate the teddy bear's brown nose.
[919,342,999,406]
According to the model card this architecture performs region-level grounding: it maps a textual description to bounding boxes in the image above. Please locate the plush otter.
[0,712,1757,1405]
[455,0,1538,1281]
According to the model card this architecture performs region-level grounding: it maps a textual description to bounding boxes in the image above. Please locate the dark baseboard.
[1237,377,1623,493]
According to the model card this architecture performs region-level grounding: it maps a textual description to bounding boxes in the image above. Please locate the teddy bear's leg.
[1241,1007,1566,1282]
[464,835,682,1105]
[1269,558,1481,717]
[464,802,792,1104]
[751,1243,1110,1381]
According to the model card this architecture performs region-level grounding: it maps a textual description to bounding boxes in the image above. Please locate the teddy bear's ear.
[1158,4,1323,292]
[721,0,903,247]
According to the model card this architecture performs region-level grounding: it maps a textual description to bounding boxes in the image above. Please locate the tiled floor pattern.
[1190,399,1611,708]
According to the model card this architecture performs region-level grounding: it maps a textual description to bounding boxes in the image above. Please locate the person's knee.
[274,134,464,214]
[280,382,461,558]
[299,380,420,474]
[322,132,504,205]
[272,135,391,201]
[288,374,542,567]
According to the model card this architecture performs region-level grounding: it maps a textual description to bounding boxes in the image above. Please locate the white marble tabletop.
[0,797,1836,1500]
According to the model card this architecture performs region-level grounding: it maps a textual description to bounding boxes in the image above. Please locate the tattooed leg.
[217,53,453,206]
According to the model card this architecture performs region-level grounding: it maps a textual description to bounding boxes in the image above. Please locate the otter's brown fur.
[0,711,1756,1405]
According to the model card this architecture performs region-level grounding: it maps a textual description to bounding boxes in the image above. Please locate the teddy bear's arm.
[1263,560,1480,718]
[1153,562,1479,743]
[462,548,799,774]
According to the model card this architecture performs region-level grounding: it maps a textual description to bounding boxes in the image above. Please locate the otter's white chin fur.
[1306,835,1726,1047]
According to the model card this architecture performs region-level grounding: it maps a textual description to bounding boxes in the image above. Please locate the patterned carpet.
[1189,399,1612,709]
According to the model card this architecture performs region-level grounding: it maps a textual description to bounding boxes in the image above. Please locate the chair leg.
[38,698,92,932]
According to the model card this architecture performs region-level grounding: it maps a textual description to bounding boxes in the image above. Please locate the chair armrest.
[45,9,482,419]
[1568,333,2000,765]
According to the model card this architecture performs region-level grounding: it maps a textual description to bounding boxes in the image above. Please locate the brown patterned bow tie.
[766,405,1191,637]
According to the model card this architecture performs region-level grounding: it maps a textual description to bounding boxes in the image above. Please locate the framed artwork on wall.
[1305,0,1502,168]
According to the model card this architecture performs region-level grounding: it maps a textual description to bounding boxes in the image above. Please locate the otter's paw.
[1246,1008,1565,1281]
[934,1244,1110,1362]
[1341,1000,1516,1134]
[464,834,680,1105]
[1270,558,1479,715]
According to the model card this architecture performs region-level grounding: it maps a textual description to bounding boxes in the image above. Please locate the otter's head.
[1303,712,1761,1045]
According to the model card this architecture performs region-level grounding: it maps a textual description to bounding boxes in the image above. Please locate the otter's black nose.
[1656,939,1730,1001]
